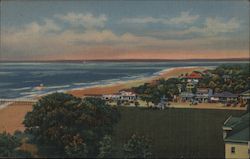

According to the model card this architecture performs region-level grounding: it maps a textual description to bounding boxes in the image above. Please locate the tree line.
[132,63,250,105]
[0,93,153,158]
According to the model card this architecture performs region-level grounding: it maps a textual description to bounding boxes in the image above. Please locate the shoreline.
[1,66,210,100]
[68,66,210,97]
[0,66,210,133]
[0,65,246,134]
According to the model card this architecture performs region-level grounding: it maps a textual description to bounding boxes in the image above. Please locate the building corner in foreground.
[222,112,250,159]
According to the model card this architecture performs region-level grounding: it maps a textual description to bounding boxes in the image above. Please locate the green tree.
[123,134,152,158]
[0,131,31,157]
[64,134,88,158]
[97,135,112,158]
[23,93,120,157]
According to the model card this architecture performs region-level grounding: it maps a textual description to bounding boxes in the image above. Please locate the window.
[231,147,235,154]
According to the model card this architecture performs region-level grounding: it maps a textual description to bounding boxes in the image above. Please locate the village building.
[240,90,250,102]
[180,92,195,102]
[202,70,212,76]
[155,95,168,109]
[175,84,182,93]
[222,113,250,159]
[118,89,137,101]
[195,88,213,103]
[210,91,238,103]
[182,72,203,83]
[102,89,137,101]
[102,94,121,101]
[186,82,195,92]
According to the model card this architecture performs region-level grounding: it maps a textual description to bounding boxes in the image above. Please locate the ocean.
[0,61,247,98]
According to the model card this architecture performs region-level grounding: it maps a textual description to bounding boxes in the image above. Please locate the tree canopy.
[123,134,153,158]
[132,78,180,105]
[199,64,250,93]
[23,93,120,157]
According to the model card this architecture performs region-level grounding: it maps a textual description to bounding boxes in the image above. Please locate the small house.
[118,89,137,101]
[155,95,168,109]
[195,88,213,102]
[180,92,195,102]
[211,91,238,103]
[240,90,250,102]
[222,113,250,159]
[183,72,203,83]
[102,89,137,101]
[186,82,195,92]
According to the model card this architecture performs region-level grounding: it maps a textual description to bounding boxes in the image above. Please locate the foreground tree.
[123,134,152,158]
[0,132,20,157]
[23,93,120,157]
[97,135,113,158]
[0,131,31,157]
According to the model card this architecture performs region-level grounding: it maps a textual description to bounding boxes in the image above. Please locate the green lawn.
[112,107,244,158]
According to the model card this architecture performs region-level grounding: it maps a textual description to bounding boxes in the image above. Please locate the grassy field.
[112,107,244,158]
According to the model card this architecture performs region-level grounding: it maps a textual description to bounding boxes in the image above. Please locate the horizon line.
[0,57,249,63]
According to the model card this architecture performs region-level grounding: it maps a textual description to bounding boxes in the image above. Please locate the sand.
[0,66,228,134]
[0,103,33,134]
[68,67,206,97]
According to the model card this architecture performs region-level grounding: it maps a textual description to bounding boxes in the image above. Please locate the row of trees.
[133,64,250,105]
[0,93,153,158]
[0,131,153,158]
[198,64,250,93]
[132,78,180,105]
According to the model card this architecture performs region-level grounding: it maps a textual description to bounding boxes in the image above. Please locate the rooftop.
[180,92,195,98]
[184,72,203,79]
[197,88,211,94]
[224,113,249,143]
[213,91,238,98]
[240,90,250,95]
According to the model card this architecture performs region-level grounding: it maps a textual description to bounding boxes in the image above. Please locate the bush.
[98,135,113,158]
[123,134,152,158]
[0,131,31,157]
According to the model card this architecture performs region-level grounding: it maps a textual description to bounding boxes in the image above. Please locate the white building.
[222,113,250,159]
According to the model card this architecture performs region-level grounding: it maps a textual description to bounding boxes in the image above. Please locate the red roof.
[184,72,203,79]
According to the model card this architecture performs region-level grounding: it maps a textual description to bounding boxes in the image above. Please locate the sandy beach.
[0,66,246,134]
[0,66,203,133]
[68,66,207,97]
[0,103,33,134]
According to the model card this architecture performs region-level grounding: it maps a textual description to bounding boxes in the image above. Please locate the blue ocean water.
[0,61,246,98]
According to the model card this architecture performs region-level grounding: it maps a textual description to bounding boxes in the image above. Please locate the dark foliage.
[23,93,120,157]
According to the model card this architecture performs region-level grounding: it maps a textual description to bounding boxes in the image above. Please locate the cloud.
[1,13,247,60]
[187,17,240,36]
[12,18,61,34]
[120,11,199,25]
[145,17,241,39]
[55,12,107,29]
[168,11,200,25]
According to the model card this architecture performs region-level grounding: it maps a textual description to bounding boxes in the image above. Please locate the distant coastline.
[0,58,249,63]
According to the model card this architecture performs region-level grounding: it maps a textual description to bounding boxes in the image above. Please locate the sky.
[0,0,249,61]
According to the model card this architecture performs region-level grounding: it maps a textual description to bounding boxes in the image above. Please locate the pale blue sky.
[1,0,249,60]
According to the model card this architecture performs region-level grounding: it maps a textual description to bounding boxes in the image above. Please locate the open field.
[0,104,245,158]
[112,107,244,158]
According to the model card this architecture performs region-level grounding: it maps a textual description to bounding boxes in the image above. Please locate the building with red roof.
[181,71,203,83]
[184,72,203,79]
